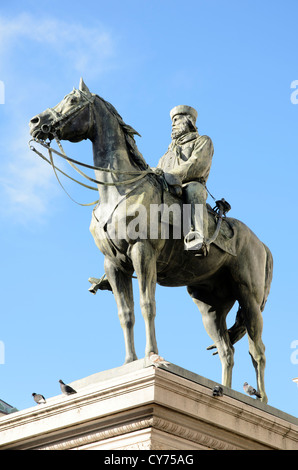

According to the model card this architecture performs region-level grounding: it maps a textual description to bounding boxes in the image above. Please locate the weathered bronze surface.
[29,80,273,402]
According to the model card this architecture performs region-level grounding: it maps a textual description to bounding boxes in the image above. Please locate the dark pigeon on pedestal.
[59,379,77,395]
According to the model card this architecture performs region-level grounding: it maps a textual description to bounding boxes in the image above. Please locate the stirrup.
[184,229,204,251]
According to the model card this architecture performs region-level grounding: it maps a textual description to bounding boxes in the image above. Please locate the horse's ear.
[79,77,91,95]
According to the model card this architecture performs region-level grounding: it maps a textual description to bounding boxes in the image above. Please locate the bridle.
[39,88,95,138]
[29,89,162,206]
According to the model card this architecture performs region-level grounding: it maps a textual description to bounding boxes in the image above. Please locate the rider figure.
[157,105,214,256]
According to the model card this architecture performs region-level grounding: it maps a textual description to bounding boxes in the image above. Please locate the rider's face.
[171,114,191,139]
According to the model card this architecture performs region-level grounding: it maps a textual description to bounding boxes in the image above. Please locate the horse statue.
[29,79,273,402]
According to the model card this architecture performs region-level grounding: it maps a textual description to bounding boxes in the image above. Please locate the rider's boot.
[184,203,209,256]
[183,181,210,256]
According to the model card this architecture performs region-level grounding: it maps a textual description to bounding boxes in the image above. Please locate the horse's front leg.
[130,241,158,357]
[104,257,137,364]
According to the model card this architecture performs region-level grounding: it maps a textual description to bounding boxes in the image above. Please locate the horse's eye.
[65,95,77,105]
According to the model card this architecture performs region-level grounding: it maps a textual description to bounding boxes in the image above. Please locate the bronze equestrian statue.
[29,79,273,402]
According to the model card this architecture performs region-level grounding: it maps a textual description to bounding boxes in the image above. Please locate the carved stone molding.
[38,417,155,450]
[37,413,240,450]
[0,363,297,450]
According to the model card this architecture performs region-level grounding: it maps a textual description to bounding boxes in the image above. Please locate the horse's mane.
[96,95,150,171]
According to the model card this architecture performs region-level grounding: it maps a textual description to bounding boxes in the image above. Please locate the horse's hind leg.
[104,257,137,364]
[233,239,270,402]
[188,287,235,388]
[241,295,267,403]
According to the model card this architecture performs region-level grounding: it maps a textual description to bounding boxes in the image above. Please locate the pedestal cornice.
[0,360,297,450]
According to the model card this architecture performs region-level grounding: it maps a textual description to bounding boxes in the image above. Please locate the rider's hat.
[170,105,198,122]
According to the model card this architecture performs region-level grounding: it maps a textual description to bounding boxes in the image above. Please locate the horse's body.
[29,80,273,402]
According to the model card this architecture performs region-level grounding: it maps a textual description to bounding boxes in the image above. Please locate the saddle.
[162,188,237,257]
[88,191,237,295]
[206,203,237,256]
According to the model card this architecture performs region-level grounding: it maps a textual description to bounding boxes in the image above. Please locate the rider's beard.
[171,122,190,140]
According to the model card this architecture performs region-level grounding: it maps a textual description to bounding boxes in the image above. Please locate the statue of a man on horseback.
[29,79,273,402]
[157,105,214,256]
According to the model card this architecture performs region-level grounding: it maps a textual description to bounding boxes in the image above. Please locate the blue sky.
[0,0,298,418]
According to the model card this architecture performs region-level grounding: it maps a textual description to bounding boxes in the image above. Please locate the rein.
[29,136,160,206]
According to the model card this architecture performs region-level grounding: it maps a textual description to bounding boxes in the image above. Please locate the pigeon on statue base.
[32,393,46,404]
[149,352,170,368]
[243,382,261,399]
[212,385,223,397]
[59,379,77,395]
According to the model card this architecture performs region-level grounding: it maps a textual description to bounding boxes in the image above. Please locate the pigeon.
[212,385,223,397]
[59,379,77,395]
[243,382,261,399]
[149,352,170,368]
[32,393,46,404]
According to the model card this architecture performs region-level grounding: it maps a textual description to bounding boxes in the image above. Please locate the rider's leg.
[183,182,209,255]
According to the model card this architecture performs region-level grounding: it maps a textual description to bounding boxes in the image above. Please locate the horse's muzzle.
[29,115,55,141]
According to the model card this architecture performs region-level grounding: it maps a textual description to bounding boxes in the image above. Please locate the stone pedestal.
[0,359,297,450]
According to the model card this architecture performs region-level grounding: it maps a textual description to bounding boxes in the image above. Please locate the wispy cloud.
[0,126,60,224]
[0,12,116,224]
[0,12,115,78]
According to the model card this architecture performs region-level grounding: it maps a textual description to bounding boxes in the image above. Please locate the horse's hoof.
[145,350,158,359]
[123,355,138,364]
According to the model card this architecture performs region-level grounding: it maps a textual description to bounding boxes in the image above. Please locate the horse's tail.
[228,306,246,347]
[207,305,246,354]
[227,243,273,347]
[261,243,273,312]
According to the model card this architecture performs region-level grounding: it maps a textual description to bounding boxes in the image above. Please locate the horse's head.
[29,78,95,143]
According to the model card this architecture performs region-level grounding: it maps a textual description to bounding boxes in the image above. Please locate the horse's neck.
[91,98,139,202]
[91,99,134,170]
